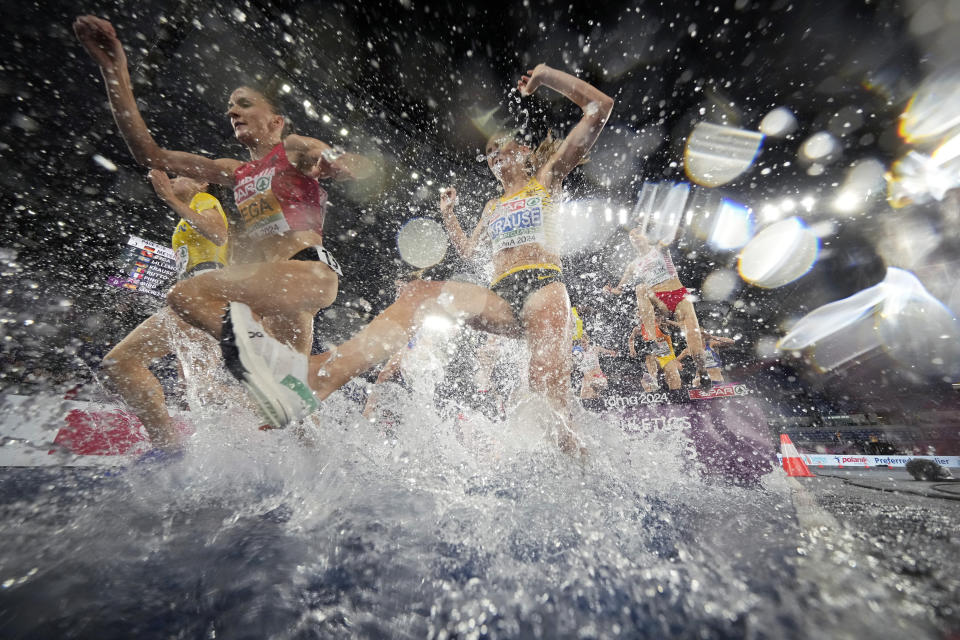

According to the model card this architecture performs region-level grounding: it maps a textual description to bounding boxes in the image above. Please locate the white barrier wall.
[0,394,149,467]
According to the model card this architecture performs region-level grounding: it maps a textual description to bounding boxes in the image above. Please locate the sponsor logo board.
[776,453,960,468]
[688,383,749,400]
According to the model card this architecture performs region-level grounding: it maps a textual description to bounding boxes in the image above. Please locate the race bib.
[704,348,720,369]
[175,245,189,277]
[636,251,671,286]
[488,194,546,253]
[314,246,343,277]
[234,167,291,240]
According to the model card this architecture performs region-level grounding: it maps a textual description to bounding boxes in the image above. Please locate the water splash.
[0,385,944,638]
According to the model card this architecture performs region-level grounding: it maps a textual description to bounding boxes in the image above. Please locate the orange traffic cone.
[780,434,815,477]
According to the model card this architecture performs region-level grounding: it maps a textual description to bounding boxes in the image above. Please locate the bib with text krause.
[488,193,547,253]
[234,166,290,240]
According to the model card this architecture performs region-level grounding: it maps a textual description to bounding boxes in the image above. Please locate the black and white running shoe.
[221,302,319,428]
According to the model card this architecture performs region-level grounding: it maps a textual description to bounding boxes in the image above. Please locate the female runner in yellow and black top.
[101,171,228,450]
[220,63,613,455]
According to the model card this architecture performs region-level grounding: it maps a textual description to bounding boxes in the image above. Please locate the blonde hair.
[527,130,563,174]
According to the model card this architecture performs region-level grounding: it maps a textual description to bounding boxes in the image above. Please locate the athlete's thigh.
[634,284,649,305]
[664,361,683,389]
[105,308,178,364]
[186,261,338,314]
[167,309,221,368]
[645,355,658,377]
[406,280,520,337]
[674,298,698,325]
[521,282,571,354]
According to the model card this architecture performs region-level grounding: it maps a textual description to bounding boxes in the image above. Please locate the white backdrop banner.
[777,453,959,468]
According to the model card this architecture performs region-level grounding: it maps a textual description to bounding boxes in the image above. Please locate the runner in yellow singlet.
[629,317,682,392]
[101,171,228,450]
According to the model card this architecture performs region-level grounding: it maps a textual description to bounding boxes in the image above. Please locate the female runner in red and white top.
[75,16,372,445]
[604,228,712,388]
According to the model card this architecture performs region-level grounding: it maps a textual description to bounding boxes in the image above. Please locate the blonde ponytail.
[525,129,589,174]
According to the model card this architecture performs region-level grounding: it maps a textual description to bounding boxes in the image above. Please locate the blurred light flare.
[886,150,960,207]
[799,131,839,163]
[684,122,764,187]
[832,159,886,214]
[396,217,448,268]
[875,216,940,270]
[634,181,689,244]
[555,199,615,255]
[422,314,456,334]
[707,199,754,251]
[778,268,960,378]
[758,107,797,137]
[738,217,819,288]
[931,129,960,165]
[701,268,739,301]
[468,105,503,139]
[899,70,960,143]
[92,154,117,171]
[759,203,781,223]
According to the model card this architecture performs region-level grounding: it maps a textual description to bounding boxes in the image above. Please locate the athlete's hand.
[74,16,125,69]
[518,63,550,97]
[602,284,621,295]
[310,154,336,180]
[148,169,176,202]
[439,187,457,215]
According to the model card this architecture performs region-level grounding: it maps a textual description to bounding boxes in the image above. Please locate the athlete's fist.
[74,16,125,69]
[309,144,347,180]
[518,63,550,97]
[148,169,176,202]
[439,186,457,214]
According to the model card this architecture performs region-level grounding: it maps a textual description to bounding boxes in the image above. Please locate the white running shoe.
[220,302,319,428]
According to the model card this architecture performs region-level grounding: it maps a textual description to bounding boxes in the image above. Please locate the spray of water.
[0,369,942,638]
